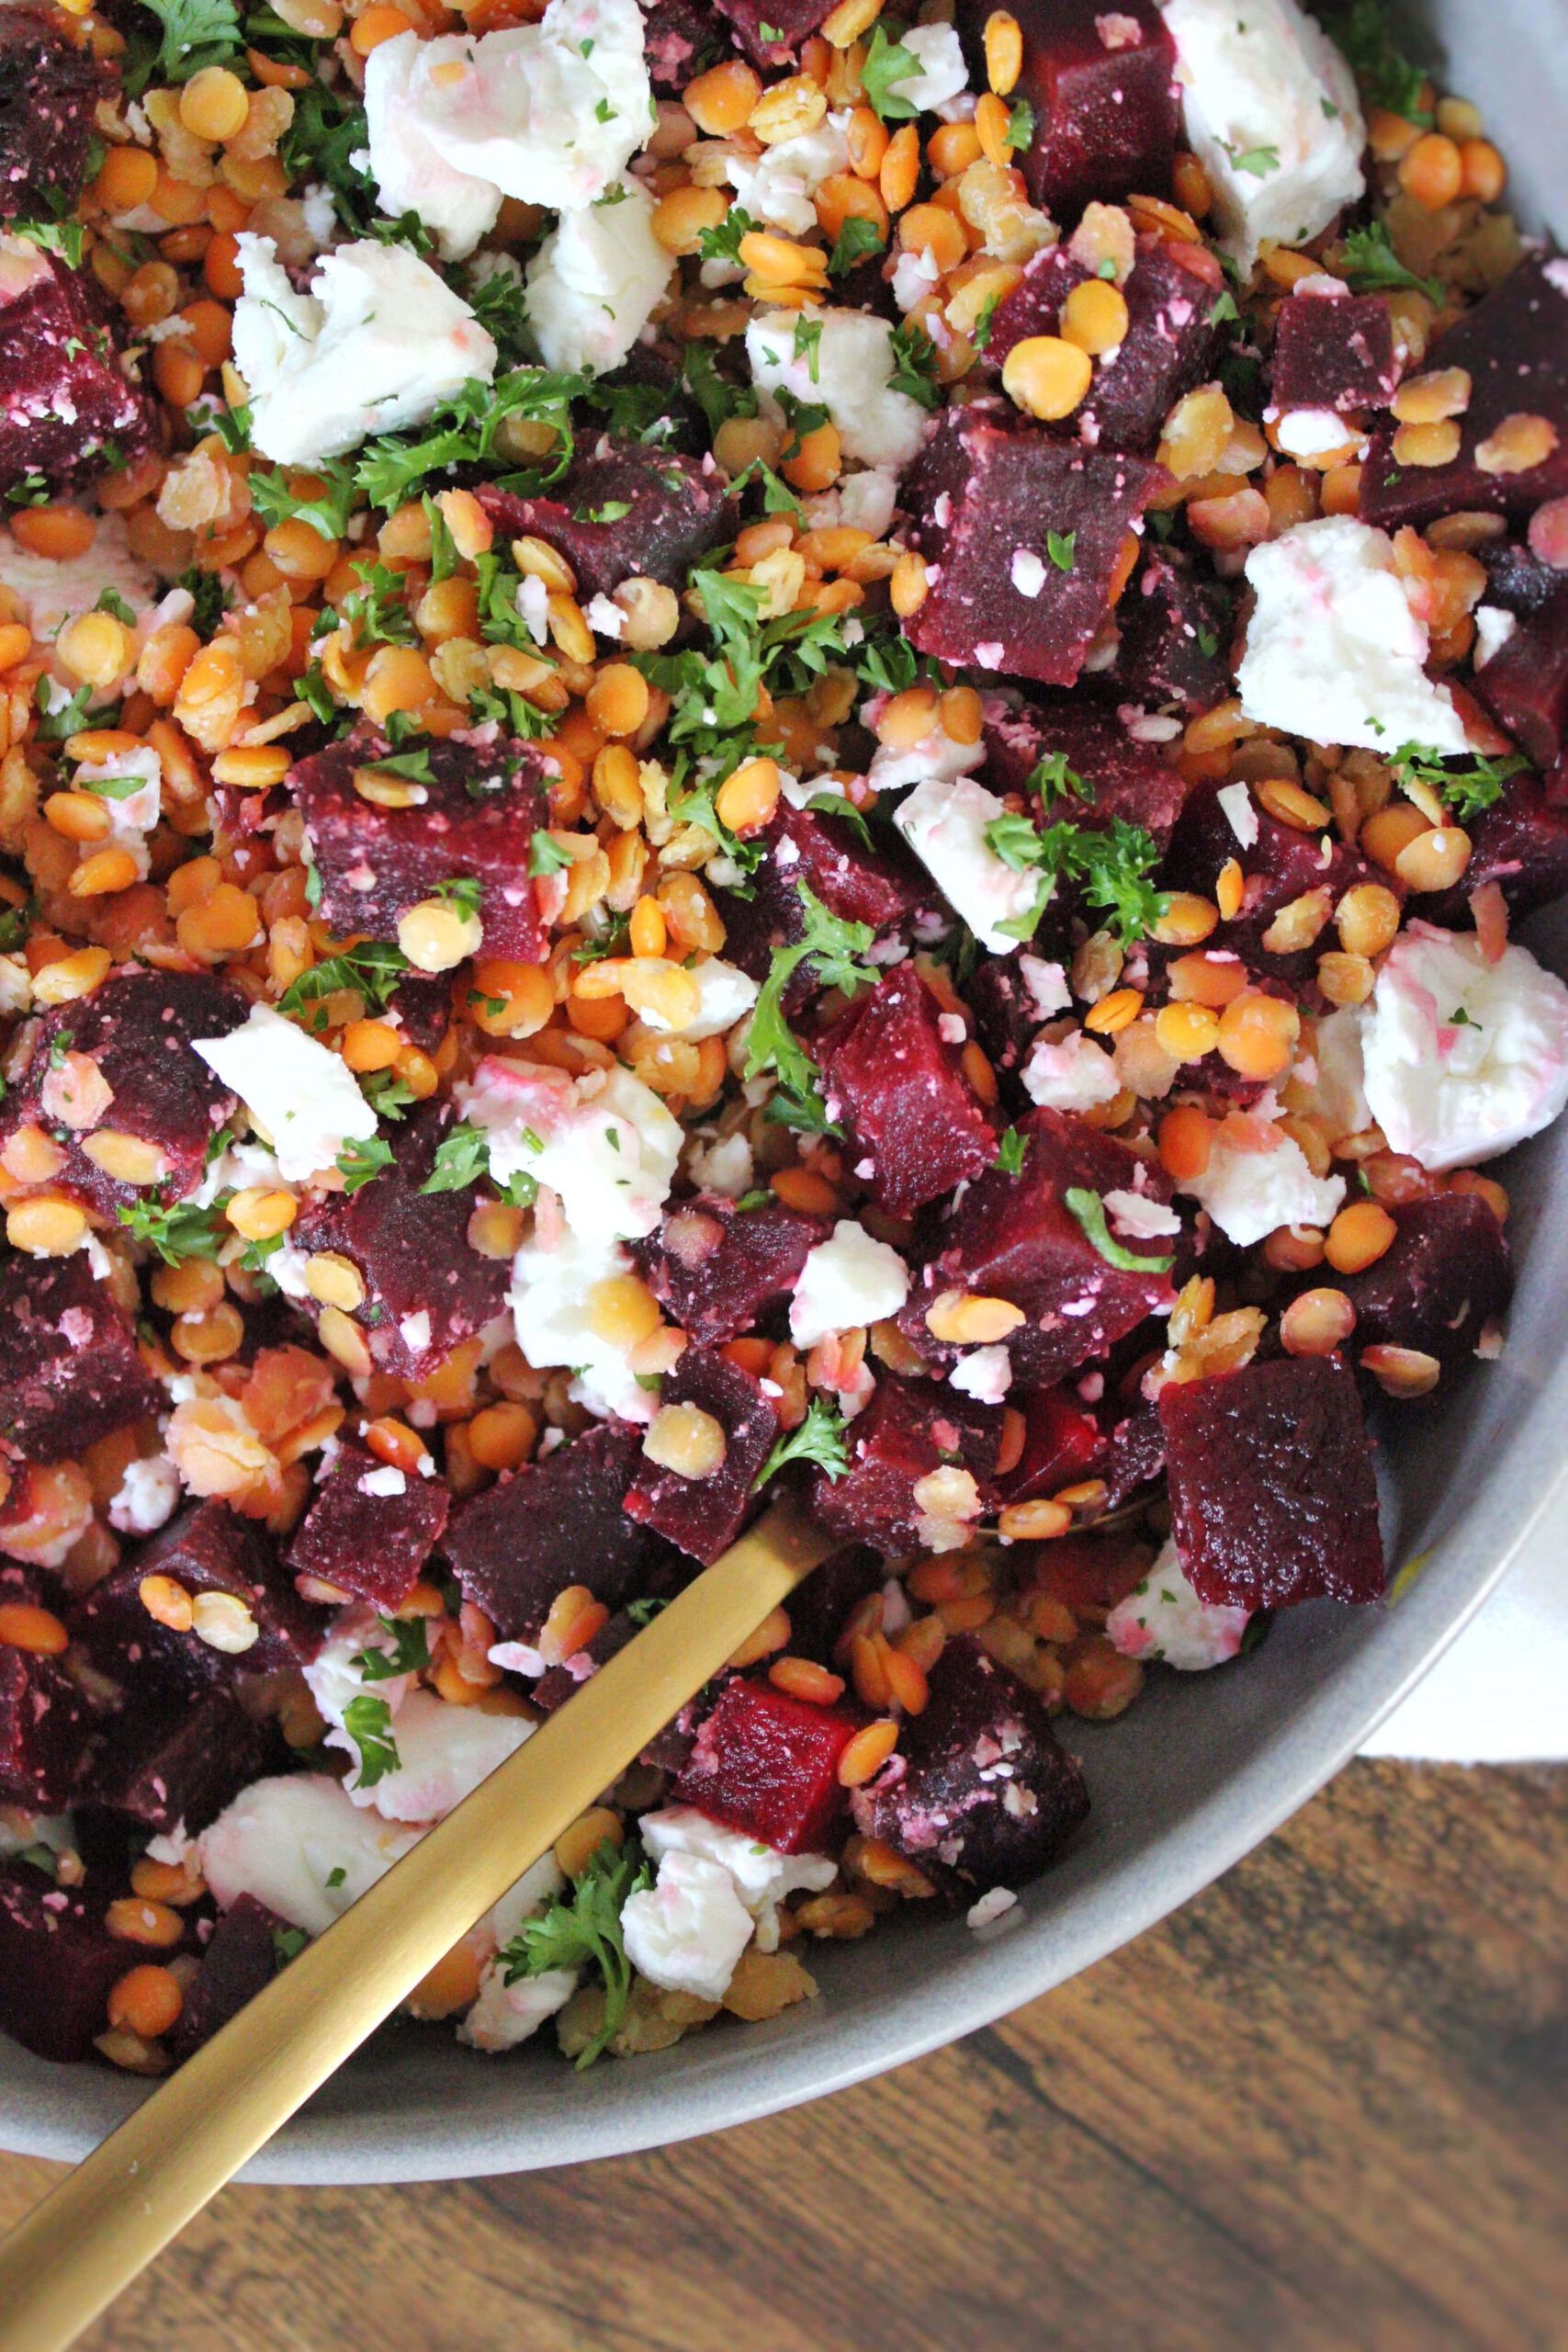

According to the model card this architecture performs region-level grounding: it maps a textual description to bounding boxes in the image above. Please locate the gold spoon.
[0,1495,838,2352]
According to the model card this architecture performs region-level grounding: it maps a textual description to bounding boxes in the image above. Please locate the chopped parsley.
[421,1121,538,1207]
[353,1614,432,1681]
[829,213,886,275]
[696,205,756,266]
[887,318,943,410]
[127,0,243,89]
[10,218,85,270]
[1065,1186,1175,1273]
[278,942,411,1023]
[249,458,357,544]
[501,1836,652,2069]
[116,1196,226,1266]
[859,21,923,121]
[994,1126,1029,1175]
[1006,99,1035,152]
[744,881,878,1108]
[1334,0,1432,122]
[1390,741,1529,823]
[754,1396,851,1489]
[273,1926,310,1968]
[341,1693,400,1788]
[1221,140,1280,177]
[528,831,573,876]
[985,813,1168,945]
[335,1134,394,1193]
[1337,221,1445,306]
[1045,529,1077,573]
[355,368,588,513]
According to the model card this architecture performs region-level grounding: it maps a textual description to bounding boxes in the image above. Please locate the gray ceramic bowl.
[4,0,1566,2184]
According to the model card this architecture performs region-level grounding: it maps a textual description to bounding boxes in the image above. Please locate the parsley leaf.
[10,218,85,270]
[887,318,942,410]
[1390,741,1529,823]
[1337,220,1445,305]
[116,1195,226,1266]
[355,368,588,511]
[1006,98,1035,152]
[249,458,358,543]
[502,1836,652,2068]
[1334,0,1431,122]
[754,1396,851,1489]
[1065,1186,1175,1273]
[994,1126,1028,1175]
[859,21,922,121]
[829,213,885,275]
[696,205,756,266]
[353,1614,432,1681]
[744,880,877,1103]
[135,0,243,85]
[1045,529,1077,572]
[277,942,411,1021]
[341,1693,400,1788]
[1222,140,1280,176]
[984,814,1168,945]
[420,1121,537,1206]
[336,1134,394,1193]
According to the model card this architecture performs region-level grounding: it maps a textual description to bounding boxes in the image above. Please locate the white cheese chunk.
[1238,515,1468,755]
[1472,605,1518,669]
[343,1688,534,1823]
[1107,1538,1252,1669]
[194,1001,378,1184]
[1162,0,1365,272]
[509,1225,654,1422]
[363,31,502,260]
[232,234,497,467]
[459,1962,579,2052]
[107,1454,181,1536]
[950,1344,1012,1403]
[1359,924,1568,1170]
[893,775,1043,954]
[886,21,969,112]
[728,110,851,237]
[198,1773,421,1938]
[638,1808,836,1950]
[620,1849,755,2003]
[747,305,930,470]
[791,1218,909,1347]
[867,719,986,797]
[526,176,673,377]
[637,956,759,1041]
[460,1053,681,1242]
[1021,1029,1122,1113]
[1177,1118,1345,1246]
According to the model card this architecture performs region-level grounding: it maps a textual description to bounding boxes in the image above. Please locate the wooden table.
[0,1759,1562,2352]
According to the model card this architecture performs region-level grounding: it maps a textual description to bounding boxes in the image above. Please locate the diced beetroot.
[958,0,1179,216]
[632,1195,828,1344]
[982,695,1190,848]
[641,0,727,87]
[624,1345,781,1565]
[901,1107,1178,1386]
[0,967,244,1221]
[0,1636,92,1811]
[673,1675,858,1851]
[709,0,831,66]
[1159,1353,1385,1611]
[817,964,996,1215]
[1162,775,1396,990]
[1423,769,1568,924]
[291,722,552,964]
[808,1374,1003,1556]
[166,1894,288,2064]
[288,1102,511,1380]
[1093,546,1233,718]
[716,801,932,996]
[989,239,1224,456]
[73,1499,323,1701]
[850,1634,1089,1898]
[999,1384,1108,1505]
[476,439,735,602]
[444,1420,668,1640]
[286,1440,450,1611]
[0,8,107,222]
[1269,288,1401,414]
[387,972,452,1056]
[781,1541,885,1667]
[0,1252,161,1465]
[1470,578,1568,768]
[1361,256,1568,530]
[1337,1193,1511,1371]
[1026,1531,1152,1621]
[902,405,1167,686]
[965,954,1057,1082]
[1480,537,1562,619]
[0,245,158,496]
[0,1859,133,2062]
[88,1691,275,1834]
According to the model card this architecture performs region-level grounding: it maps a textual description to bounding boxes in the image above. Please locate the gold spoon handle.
[0,1497,836,2352]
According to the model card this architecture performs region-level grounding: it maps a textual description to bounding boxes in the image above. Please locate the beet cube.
[0,1640,92,1811]
[673,1675,858,1851]
[965,953,1058,1082]
[166,1894,288,2064]
[74,1499,322,1701]
[958,0,1178,216]
[632,1195,828,1345]
[0,1252,160,1465]
[808,1375,1003,1557]
[1337,1193,1511,1371]
[902,405,1167,687]
[624,1345,781,1565]
[710,0,831,66]
[287,1440,450,1611]
[900,1107,1178,1387]
[781,1541,885,1668]
[716,802,932,997]
[477,438,735,603]
[1360,256,1568,531]
[288,1101,511,1380]
[0,8,107,223]
[817,964,996,1215]
[291,722,552,964]
[1422,769,1568,924]
[850,1634,1089,1898]
[1269,288,1401,415]
[444,1420,666,1639]
[0,246,158,497]
[1159,1353,1385,1611]
[1092,546,1233,718]
[1470,577,1568,769]
[88,1690,275,1834]
[0,967,245,1221]
[641,0,728,87]
[982,695,1190,849]
[0,1859,131,2062]
[999,1383,1109,1505]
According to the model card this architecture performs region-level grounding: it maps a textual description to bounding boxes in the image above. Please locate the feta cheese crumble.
[1238,516,1469,756]
[619,1849,755,2004]
[1177,1116,1345,1246]
[363,31,502,261]
[1021,1029,1122,1113]
[508,1226,655,1423]
[459,1055,682,1242]
[199,1773,421,1937]
[747,306,931,470]
[728,111,851,238]
[791,1218,910,1347]
[638,1807,835,1950]
[893,775,1043,954]
[231,235,497,466]
[526,176,673,377]
[1106,1539,1253,1669]
[193,1002,380,1184]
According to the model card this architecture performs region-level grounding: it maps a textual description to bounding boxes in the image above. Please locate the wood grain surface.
[0,1758,1562,2352]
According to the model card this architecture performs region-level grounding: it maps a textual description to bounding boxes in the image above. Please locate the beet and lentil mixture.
[0,0,1561,2075]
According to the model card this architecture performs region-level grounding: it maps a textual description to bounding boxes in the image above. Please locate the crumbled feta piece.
[966,1886,1018,1930]
[460,1054,681,1241]
[1472,604,1518,669]
[891,244,941,313]
[1021,1029,1122,1112]
[363,31,502,260]
[1272,405,1360,460]
[1359,924,1568,1170]
[638,1808,836,1949]
[728,110,851,237]
[342,1688,533,1822]
[893,775,1043,954]
[198,1772,421,1938]
[747,306,930,469]
[1107,1538,1252,1669]
[1162,0,1365,272]
[867,720,987,797]
[1216,781,1259,849]
[1103,1188,1182,1240]
[1020,953,1072,1019]
[812,464,899,539]
[619,1849,755,2003]
[107,1454,180,1537]
[459,1962,578,2052]
[1010,548,1047,599]
[193,1001,379,1183]
[1238,516,1468,755]
[379,0,651,215]
[687,1128,754,1198]
[950,1345,1013,1403]
[1177,1118,1345,1246]
[1310,1003,1373,1141]
[888,22,970,112]
[232,234,497,467]
[637,956,759,1041]
[360,1464,407,1498]
[509,1226,654,1422]
[526,176,672,377]
[792,1218,910,1347]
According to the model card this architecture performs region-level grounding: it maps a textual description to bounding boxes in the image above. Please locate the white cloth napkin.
[1359,1530,1566,1762]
